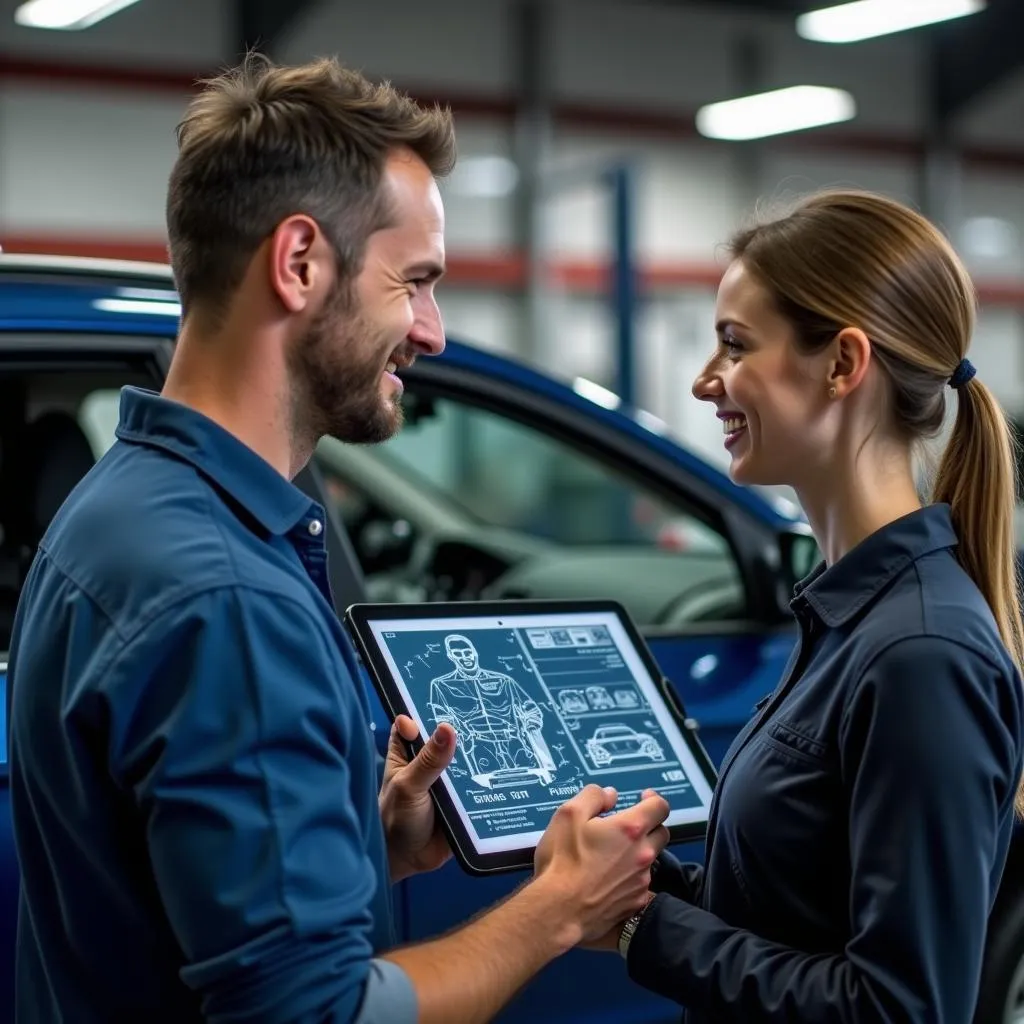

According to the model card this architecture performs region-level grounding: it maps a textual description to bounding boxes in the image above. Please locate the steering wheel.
[651,578,747,626]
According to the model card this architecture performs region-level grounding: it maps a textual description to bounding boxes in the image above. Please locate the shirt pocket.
[724,719,844,940]
[761,719,831,766]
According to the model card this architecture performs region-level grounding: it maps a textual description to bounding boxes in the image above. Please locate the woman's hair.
[729,189,1024,812]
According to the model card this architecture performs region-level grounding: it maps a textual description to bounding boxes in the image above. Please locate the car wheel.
[974,854,1024,1024]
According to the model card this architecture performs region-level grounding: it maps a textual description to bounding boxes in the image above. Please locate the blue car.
[0,253,1020,1023]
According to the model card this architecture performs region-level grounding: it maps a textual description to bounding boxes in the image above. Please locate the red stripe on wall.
[3,53,1024,172]
[3,233,1023,308]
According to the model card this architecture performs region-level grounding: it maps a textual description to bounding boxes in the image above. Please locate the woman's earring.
[828,386,837,399]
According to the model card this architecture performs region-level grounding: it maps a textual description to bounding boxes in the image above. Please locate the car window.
[0,368,155,655]
[314,388,748,629]
[78,389,124,458]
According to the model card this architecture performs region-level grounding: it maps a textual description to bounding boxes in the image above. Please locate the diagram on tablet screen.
[377,621,705,841]
[428,635,557,789]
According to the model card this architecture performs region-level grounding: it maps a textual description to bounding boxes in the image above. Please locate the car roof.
[0,252,803,528]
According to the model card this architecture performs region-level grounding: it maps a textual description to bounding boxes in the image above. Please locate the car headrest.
[23,412,96,539]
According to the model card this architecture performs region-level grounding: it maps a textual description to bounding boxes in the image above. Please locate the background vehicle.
[0,254,1019,1022]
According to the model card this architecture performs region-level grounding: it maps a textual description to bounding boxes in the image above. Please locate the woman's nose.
[692,363,723,402]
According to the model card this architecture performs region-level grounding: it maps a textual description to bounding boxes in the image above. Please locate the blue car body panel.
[0,264,806,1021]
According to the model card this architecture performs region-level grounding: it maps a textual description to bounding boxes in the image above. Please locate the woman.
[605,190,1024,1023]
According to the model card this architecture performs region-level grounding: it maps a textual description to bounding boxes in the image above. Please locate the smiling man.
[6,53,670,1024]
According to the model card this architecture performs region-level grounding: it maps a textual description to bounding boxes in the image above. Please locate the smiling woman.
[622,189,1024,1024]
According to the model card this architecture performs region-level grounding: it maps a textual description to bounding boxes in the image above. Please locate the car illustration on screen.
[585,724,665,766]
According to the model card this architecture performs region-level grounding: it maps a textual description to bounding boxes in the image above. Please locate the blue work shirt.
[629,504,1024,1022]
[8,387,416,1023]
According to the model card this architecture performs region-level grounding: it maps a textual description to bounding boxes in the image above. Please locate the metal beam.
[608,164,638,409]
[235,0,321,60]
[933,0,1024,120]
[513,0,555,369]
[919,37,962,230]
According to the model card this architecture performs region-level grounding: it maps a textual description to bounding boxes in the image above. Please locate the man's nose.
[409,290,445,356]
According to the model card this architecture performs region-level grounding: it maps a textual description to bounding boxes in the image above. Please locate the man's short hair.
[166,52,456,320]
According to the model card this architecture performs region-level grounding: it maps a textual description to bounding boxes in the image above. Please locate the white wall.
[1,0,1023,457]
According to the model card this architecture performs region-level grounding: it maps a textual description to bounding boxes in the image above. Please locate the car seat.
[0,412,96,649]
[22,412,97,543]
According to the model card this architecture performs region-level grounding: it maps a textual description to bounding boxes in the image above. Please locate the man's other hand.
[532,785,670,950]
[380,714,456,882]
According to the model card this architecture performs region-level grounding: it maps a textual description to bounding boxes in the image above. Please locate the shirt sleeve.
[356,961,417,1024]
[627,635,1023,1023]
[650,851,704,905]
[107,585,416,1024]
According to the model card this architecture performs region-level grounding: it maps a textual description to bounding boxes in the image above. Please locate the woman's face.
[692,259,835,488]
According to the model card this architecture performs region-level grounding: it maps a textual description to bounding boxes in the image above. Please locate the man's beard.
[287,284,405,447]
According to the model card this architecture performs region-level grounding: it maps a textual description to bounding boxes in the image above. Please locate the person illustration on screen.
[428,635,556,789]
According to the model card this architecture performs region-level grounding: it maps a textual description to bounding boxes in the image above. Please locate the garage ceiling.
[234,0,1024,123]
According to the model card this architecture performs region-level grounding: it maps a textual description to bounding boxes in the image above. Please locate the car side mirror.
[779,530,821,593]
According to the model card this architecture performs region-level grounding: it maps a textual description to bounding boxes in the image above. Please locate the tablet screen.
[364,608,715,855]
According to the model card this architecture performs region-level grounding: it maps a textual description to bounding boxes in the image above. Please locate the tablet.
[346,599,717,875]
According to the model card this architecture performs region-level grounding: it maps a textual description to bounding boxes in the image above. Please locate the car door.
[0,336,181,1007]
[312,355,803,1024]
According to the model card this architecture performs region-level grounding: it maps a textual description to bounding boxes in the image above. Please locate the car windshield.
[368,392,726,549]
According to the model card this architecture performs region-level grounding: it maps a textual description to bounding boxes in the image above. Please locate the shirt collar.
[793,504,959,627]
[114,386,316,536]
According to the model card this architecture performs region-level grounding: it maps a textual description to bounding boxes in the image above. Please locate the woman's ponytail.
[933,377,1024,814]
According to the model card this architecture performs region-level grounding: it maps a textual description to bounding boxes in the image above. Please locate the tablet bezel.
[345,598,718,875]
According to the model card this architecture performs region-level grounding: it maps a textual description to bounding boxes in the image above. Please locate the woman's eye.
[721,335,743,355]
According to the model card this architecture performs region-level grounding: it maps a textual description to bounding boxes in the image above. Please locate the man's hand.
[380,715,457,883]
[581,892,658,953]
[532,785,670,950]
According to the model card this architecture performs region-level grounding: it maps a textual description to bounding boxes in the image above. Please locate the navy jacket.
[628,505,1024,1023]
[8,388,415,1023]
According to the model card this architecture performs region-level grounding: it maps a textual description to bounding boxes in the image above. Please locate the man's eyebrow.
[405,261,446,280]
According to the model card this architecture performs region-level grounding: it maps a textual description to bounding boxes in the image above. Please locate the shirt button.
[308,519,323,537]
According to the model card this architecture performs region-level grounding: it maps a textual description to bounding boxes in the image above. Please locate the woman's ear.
[826,327,872,400]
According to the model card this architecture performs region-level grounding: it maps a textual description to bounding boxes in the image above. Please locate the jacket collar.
[793,504,958,627]
[115,387,315,536]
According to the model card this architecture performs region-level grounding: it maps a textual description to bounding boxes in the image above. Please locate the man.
[428,634,556,787]
[7,54,669,1024]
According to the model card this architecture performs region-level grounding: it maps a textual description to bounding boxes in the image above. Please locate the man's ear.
[267,215,332,314]
[826,327,872,400]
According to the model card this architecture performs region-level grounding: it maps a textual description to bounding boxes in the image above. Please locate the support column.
[608,164,638,409]
[234,0,321,61]
[733,33,766,214]
[919,39,962,235]
[512,0,555,369]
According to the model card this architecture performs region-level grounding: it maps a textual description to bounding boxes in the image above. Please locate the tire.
[975,852,1024,1024]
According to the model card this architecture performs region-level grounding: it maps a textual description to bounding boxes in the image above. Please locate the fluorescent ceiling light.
[14,0,142,31]
[696,86,855,141]
[797,0,986,44]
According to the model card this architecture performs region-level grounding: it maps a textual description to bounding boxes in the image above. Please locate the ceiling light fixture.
[797,0,986,44]
[695,85,856,141]
[14,0,142,31]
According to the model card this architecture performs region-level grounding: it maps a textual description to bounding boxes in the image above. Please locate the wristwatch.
[618,894,655,959]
